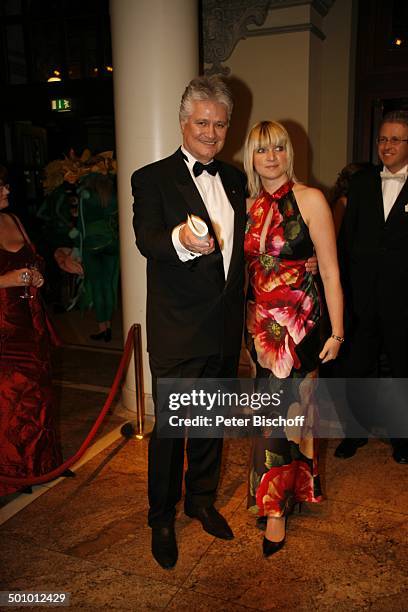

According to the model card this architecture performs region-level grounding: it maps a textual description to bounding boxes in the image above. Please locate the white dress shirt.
[381,164,408,221]
[171,146,235,279]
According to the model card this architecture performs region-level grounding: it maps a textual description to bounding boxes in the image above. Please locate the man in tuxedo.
[132,76,247,569]
[335,110,408,464]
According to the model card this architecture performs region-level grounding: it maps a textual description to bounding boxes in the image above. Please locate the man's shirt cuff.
[171,224,202,262]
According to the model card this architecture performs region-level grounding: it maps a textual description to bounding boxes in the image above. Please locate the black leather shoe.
[151,526,178,569]
[185,504,234,540]
[90,331,105,341]
[263,535,285,557]
[392,443,408,464]
[334,438,368,459]
[90,329,111,342]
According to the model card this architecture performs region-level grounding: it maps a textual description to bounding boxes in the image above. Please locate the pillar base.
[121,384,154,416]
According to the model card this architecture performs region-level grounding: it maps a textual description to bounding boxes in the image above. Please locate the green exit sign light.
[51,98,72,112]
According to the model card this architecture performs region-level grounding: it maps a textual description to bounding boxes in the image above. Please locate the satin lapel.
[373,168,386,224]
[173,149,212,224]
[218,163,245,286]
[218,163,244,214]
[386,177,408,223]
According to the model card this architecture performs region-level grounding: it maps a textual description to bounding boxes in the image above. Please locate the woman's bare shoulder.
[1,212,30,241]
[0,211,18,231]
[0,210,15,222]
[293,183,326,206]
[293,182,322,197]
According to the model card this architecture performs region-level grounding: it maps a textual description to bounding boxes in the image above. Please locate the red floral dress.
[245,182,323,517]
[0,213,62,495]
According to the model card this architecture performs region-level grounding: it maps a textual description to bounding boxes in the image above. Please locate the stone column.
[110,0,199,413]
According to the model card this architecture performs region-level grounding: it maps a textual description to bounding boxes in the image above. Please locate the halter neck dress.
[244,182,322,517]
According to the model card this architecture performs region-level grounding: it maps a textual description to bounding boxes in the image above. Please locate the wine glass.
[19,261,39,300]
[20,267,33,299]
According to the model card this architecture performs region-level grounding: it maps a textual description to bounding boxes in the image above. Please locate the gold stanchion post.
[121,324,150,441]
[133,323,148,439]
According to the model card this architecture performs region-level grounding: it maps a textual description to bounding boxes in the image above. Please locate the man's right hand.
[179,224,215,256]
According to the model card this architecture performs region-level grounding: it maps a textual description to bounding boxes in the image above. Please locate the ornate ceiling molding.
[202,0,335,75]
[203,0,271,75]
[246,22,325,41]
[310,0,336,17]
[264,0,335,16]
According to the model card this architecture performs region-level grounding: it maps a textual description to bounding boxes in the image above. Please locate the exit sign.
[51,98,72,112]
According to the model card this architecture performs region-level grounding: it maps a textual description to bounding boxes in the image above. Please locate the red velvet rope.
[0,325,135,487]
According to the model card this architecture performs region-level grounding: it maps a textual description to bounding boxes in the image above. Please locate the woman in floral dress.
[244,121,344,557]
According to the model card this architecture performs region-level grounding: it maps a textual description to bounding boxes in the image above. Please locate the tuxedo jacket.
[132,148,247,360]
[340,165,408,319]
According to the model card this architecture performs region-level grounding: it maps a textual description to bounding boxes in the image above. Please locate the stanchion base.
[121,422,150,440]
[121,422,136,438]
[62,469,76,478]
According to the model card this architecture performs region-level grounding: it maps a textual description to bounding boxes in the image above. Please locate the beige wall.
[308,28,323,187]
[208,0,356,193]
[320,0,356,190]
[224,31,311,182]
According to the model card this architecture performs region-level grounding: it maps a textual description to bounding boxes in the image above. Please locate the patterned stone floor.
[1,309,407,609]
[1,434,407,610]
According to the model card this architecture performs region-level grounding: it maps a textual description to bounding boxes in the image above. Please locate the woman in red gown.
[0,165,62,496]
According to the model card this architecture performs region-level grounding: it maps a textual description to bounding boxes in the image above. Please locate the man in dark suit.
[132,76,246,569]
[335,110,408,464]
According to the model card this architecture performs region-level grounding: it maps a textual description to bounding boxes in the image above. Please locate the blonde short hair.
[244,121,295,197]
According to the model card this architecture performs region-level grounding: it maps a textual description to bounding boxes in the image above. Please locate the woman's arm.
[295,185,344,363]
[1,215,44,287]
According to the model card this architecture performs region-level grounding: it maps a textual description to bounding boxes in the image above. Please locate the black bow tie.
[193,160,219,177]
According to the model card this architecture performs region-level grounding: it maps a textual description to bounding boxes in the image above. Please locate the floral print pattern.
[245,182,323,517]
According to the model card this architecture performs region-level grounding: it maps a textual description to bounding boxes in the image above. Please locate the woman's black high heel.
[262,516,287,558]
[262,535,285,557]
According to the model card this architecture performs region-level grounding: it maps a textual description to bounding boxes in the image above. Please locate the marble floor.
[1,435,408,610]
[0,309,407,610]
